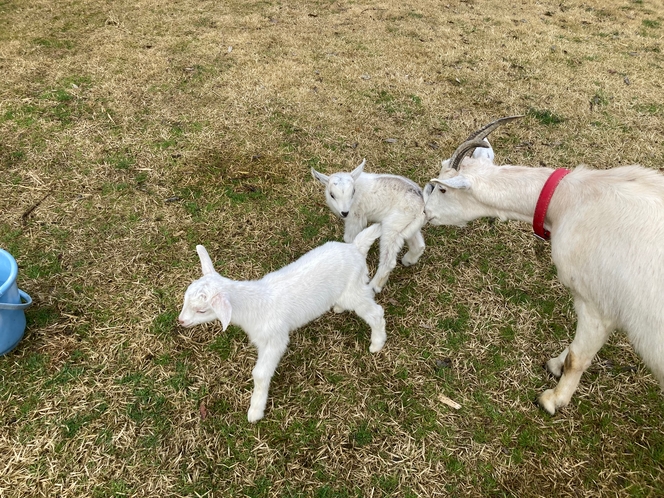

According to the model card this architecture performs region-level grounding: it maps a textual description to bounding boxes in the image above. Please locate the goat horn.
[447,115,525,170]
[448,139,492,171]
[464,115,524,142]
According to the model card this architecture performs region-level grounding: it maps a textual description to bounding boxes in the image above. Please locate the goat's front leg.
[370,229,404,293]
[343,214,366,243]
[247,337,288,422]
[538,298,613,415]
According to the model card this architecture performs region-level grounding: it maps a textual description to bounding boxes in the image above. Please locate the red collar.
[533,169,571,241]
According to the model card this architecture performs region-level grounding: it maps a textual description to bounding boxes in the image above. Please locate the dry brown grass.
[1,0,663,496]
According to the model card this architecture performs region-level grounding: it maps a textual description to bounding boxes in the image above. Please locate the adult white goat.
[178,225,386,422]
[312,159,427,293]
[423,116,664,415]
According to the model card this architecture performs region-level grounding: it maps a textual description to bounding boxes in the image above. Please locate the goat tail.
[352,224,382,257]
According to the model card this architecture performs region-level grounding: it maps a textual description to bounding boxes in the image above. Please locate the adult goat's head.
[423,116,523,226]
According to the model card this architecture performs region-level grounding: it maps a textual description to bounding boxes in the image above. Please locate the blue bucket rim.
[0,248,19,299]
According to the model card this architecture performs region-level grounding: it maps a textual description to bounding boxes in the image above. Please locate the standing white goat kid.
[312,159,427,293]
[178,225,386,422]
[423,116,664,415]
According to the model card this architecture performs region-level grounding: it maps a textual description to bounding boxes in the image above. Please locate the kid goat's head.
[312,159,365,218]
[178,245,232,331]
[423,115,523,226]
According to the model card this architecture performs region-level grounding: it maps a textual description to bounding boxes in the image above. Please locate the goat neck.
[467,161,559,224]
[212,274,271,330]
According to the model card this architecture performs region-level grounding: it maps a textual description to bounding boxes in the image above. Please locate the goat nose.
[341,211,349,218]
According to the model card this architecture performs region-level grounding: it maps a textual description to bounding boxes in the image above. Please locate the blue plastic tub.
[0,249,32,355]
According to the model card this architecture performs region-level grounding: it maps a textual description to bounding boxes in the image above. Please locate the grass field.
[1,0,663,496]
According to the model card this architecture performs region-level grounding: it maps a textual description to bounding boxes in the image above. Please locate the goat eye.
[438,186,447,194]
[330,193,336,200]
[352,189,356,196]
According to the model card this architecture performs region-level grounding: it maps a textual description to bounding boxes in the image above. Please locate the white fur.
[312,159,427,293]
[178,225,386,422]
[424,156,664,415]
[471,138,495,162]
[440,138,495,170]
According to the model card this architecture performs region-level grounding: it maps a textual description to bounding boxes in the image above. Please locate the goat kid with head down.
[312,159,427,293]
[423,116,664,415]
[178,225,386,422]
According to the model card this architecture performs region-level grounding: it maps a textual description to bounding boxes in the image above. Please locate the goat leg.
[248,339,288,422]
[539,298,613,415]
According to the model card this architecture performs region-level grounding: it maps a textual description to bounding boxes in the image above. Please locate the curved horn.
[448,139,491,171]
[464,115,524,142]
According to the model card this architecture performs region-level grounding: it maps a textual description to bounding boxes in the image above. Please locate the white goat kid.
[312,159,427,293]
[423,116,664,415]
[178,225,386,422]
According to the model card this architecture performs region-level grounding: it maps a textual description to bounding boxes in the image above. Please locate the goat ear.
[350,158,366,180]
[196,245,216,275]
[430,175,472,190]
[210,293,232,331]
[311,168,329,186]
[471,139,494,161]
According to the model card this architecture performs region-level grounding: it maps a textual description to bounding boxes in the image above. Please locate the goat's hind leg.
[370,229,404,293]
[402,230,425,267]
[538,298,613,415]
[545,347,568,378]
[247,336,288,423]
[401,213,426,267]
[339,289,386,353]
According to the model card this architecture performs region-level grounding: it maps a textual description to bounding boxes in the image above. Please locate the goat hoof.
[537,389,557,415]
[369,341,385,353]
[371,283,383,294]
[545,359,563,378]
[369,277,383,294]
[247,407,264,423]
[401,253,420,267]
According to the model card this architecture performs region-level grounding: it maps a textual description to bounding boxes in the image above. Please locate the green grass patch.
[641,19,660,29]
[527,107,565,125]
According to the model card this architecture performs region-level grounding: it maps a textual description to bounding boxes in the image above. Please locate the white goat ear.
[430,175,472,190]
[311,168,329,186]
[350,158,366,180]
[210,293,232,331]
[471,139,495,162]
[196,245,216,275]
